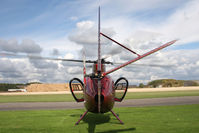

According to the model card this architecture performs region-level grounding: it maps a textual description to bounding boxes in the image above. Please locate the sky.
[0,0,198,85]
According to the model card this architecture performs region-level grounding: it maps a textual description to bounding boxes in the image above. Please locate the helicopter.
[0,7,177,125]
[68,7,177,125]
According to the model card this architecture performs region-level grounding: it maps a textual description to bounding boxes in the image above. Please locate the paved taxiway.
[0,96,199,111]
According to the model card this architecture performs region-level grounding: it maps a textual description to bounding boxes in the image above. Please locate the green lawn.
[0,104,199,133]
[125,90,199,99]
[0,90,199,103]
[0,94,74,103]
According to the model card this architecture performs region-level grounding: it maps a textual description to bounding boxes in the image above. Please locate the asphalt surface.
[0,96,199,111]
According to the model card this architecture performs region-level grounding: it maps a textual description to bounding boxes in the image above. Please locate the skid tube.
[75,111,88,125]
[111,110,124,124]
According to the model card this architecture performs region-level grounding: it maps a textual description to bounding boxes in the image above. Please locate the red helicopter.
[69,7,177,125]
[0,7,177,125]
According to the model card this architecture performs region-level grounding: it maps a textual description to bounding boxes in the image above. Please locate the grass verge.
[0,104,199,133]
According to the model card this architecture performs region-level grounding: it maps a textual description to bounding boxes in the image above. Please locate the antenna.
[97,6,101,113]
[97,6,101,72]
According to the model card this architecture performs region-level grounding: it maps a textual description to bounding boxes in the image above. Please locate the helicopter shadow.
[70,112,136,133]
[82,113,111,133]
[70,113,112,133]
[96,128,136,133]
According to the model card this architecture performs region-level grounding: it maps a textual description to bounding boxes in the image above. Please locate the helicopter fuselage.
[84,75,115,113]
[69,63,128,113]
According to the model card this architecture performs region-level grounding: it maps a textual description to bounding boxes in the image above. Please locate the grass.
[0,90,199,103]
[125,90,199,99]
[0,104,199,133]
[0,94,74,103]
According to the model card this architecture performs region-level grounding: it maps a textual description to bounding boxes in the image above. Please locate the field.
[0,89,199,133]
[0,104,199,133]
[0,90,199,103]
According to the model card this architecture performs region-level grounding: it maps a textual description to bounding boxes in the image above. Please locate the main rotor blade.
[111,62,174,68]
[0,52,95,63]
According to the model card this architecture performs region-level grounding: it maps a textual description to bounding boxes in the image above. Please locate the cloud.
[159,0,199,44]
[67,66,82,74]
[98,0,199,80]
[63,0,199,85]
[68,20,117,59]
[64,53,74,59]
[28,58,58,69]
[0,0,199,84]
[51,48,60,56]
[111,48,199,84]
[69,20,115,46]
[68,21,97,45]
[100,0,187,14]
[99,0,199,47]
[0,58,34,83]
[0,39,42,54]
[0,57,79,83]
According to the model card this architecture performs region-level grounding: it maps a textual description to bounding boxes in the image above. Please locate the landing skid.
[75,110,124,125]
[111,110,124,124]
[75,111,88,125]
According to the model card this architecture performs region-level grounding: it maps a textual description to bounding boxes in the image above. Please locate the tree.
[139,83,144,88]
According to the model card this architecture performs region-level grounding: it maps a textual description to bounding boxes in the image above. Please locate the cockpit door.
[114,77,128,102]
[69,78,84,102]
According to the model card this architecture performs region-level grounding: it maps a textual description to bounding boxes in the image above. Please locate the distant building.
[8,89,27,92]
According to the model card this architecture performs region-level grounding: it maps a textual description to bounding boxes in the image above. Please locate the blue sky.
[0,0,74,38]
[0,0,198,84]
